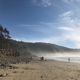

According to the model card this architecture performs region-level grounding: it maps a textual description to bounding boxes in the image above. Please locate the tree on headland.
[4,28,8,39]
[0,25,11,49]
[0,25,4,49]
[0,25,3,35]
[4,28,10,49]
[0,25,20,57]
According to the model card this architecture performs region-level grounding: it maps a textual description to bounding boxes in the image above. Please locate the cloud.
[38,10,80,48]
[60,11,74,17]
[62,27,80,46]
[32,0,52,7]
[76,0,80,1]
[19,23,56,35]
[12,37,61,43]
[62,0,74,3]
[62,0,80,3]
[56,10,80,48]
[19,24,38,27]
[58,27,74,31]
[18,9,80,48]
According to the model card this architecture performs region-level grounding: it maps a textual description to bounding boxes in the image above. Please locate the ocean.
[52,57,80,63]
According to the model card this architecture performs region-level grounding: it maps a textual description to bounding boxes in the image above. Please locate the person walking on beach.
[68,58,70,62]
[40,56,44,61]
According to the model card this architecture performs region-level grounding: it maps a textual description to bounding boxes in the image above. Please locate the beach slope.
[0,60,80,80]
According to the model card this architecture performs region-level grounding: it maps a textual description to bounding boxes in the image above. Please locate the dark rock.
[1,64,6,67]
[0,73,8,77]
[22,71,24,73]
[13,71,17,73]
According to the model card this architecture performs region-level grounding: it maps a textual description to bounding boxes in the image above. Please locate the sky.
[0,0,80,48]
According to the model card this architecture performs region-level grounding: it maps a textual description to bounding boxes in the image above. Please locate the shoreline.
[46,57,80,64]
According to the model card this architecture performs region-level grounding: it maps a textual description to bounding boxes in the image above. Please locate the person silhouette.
[40,56,44,61]
[68,58,70,62]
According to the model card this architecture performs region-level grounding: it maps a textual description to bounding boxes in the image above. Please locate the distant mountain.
[10,39,80,57]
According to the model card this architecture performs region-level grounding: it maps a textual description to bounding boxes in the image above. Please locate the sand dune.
[0,60,80,80]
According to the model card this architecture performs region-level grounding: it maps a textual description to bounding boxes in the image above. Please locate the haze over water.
[43,52,80,64]
[53,57,80,64]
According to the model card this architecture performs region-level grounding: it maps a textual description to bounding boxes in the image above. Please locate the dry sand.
[0,60,80,80]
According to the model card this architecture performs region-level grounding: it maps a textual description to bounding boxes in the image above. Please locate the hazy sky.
[0,0,80,48]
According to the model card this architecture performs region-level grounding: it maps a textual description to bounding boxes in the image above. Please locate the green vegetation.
[10,40,80,57]
[0,25,11,49]
[0,25,35,57]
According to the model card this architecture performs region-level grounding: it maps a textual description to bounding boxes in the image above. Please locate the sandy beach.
[0,60,80,80]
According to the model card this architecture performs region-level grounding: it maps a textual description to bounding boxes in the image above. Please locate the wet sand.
[0,60,80,80]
